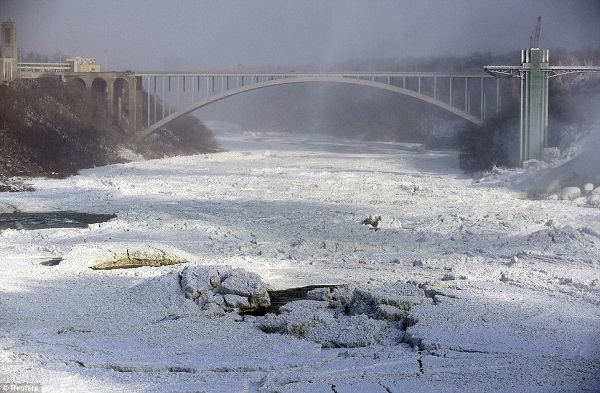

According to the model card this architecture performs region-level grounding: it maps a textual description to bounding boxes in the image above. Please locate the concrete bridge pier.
[520,48,549,163]
[62,72,137,133]
[135,76,144,135]
[486,50,600,165]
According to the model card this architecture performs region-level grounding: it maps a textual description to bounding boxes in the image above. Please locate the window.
[4,61,12,79]
[4,28,11,45]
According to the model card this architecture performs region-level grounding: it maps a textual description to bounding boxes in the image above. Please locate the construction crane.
[529,16,541,48]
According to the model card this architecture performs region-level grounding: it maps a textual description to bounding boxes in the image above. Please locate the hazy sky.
[2,0,599,72]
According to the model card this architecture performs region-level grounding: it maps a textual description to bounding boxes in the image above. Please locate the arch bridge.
[134,71,503,137]
[58,52,600,164]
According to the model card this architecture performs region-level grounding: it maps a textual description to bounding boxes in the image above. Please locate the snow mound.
[59,243,198,272]
[259,282,425,348]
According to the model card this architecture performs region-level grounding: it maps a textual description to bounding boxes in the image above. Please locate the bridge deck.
[135,71,493,78]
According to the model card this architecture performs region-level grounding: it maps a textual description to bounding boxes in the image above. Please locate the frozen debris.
[559,187,581,201]
[522,159,542,170]
[0,203,19,213]
[583,183,594,194]
[500,272,512,282]
[180,266,223,301]
[543,184,600,208]
[306,287,333,301]
[587,194,600,207]
[528,225,600,248]
[258,281,424,348]
[361,215,382,228]
[349,282,424,315]
[180,265,270,315]
[0,178,34,192]
[543,147,561,162]
[117,147,145,162]
[507,255,521,267]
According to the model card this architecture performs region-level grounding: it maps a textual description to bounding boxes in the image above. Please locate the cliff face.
[0,78,219,180]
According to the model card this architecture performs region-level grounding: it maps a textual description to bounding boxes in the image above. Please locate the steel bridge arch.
[141,76,483,137]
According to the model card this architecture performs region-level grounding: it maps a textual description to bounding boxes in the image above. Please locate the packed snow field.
[1,128,599,392]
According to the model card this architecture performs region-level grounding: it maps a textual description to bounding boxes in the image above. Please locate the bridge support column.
[519,48,549,162]
[106,82,114,116]
[127,75,137,133]
[135,76,143,133]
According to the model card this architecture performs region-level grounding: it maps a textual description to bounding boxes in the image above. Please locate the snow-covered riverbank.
[1,131,599,392]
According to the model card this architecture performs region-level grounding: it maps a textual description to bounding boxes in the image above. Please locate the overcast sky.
[2,0,599,72]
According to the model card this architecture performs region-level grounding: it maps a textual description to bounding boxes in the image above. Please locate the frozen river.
[1,129,599,392]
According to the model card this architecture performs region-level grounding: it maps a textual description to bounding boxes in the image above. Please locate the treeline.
[19,51,66,63]
[0,77,220,179]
